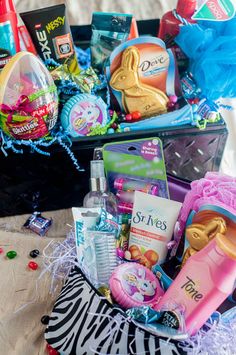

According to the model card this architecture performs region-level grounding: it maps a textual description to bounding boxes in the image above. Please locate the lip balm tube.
[118,202,133,214]
[114,178,159,195]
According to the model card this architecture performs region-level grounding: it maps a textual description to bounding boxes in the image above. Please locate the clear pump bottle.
[83,160,117,217]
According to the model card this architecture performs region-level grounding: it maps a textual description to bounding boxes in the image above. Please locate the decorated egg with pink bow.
[0,51,58,140]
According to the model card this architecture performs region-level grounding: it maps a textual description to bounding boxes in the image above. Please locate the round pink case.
[109,263,164,309]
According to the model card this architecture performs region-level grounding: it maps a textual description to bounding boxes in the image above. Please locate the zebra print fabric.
[45,267,187,355]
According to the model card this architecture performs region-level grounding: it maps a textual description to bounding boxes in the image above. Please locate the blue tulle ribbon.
[0,129,84,172]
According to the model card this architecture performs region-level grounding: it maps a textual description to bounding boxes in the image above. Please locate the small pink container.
[109,263,164,309]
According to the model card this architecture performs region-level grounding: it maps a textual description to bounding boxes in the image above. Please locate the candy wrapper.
[127,305,187,339]
[96,208,119,234]
[74,67,101,93]
[98,286,113,304]
[51,65,100,94]
[23,212,52,236]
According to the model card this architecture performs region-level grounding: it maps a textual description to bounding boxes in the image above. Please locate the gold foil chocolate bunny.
[110,46,168,117]
[182,217,227,267]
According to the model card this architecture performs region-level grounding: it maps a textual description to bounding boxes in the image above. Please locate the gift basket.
[1,0,236,354]
[0,0,232,218]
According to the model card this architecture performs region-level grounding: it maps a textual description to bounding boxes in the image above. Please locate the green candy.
[6,250,17,259]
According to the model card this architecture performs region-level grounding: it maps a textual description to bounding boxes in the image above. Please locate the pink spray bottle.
[156,233,236,335]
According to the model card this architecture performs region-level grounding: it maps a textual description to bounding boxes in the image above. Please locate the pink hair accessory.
[109,263,164,309]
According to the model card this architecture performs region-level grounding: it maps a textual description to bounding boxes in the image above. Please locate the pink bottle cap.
[109,263,164,309]
[114,178,125,190]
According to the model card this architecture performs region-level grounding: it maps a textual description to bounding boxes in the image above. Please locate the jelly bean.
[29,249,40,258]
[41,315,50,325]
[6,250,17,259]
[46,345,59,355]
[169,95,178,103]
[125,114,133,121]
[188,98,196,105]
[111,123,118,130]
[167,101,175,108]
[192,98,200,104]
[0,248,3,254]
[108,109,114,117]
[131,111,141,120]
[28,261,38,270]
[107,128,114,134]
[49,348,59,355]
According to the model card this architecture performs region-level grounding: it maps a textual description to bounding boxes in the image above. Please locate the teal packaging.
[0,21,16,68]
[119,104,193,132]
[91,12,132,72]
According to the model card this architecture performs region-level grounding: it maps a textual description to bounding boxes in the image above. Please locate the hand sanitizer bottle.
[83,160,117,217]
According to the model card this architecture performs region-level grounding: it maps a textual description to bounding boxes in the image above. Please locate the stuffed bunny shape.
[110,46,168,117]
[182,217,227,267]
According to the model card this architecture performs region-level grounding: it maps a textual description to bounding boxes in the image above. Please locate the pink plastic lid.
[114,178,125,190]
[109,263,164,309]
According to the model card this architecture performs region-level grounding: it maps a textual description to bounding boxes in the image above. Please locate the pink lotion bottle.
[156,234,236,335]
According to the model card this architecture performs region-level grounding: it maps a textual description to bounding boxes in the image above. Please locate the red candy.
[125,114,133,121]
[131,111,141,121]
[188,98,199,105]
[0,248,3,254]
[111,123,118,130]
[46,344,59,355]
[28,261,38,270]
[167,101,175,108]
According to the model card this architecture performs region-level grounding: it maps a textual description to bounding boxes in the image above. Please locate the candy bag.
[91,12,132,72]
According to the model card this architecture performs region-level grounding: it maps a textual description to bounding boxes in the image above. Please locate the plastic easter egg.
[0,51,58,140]
[60,94,108,137]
